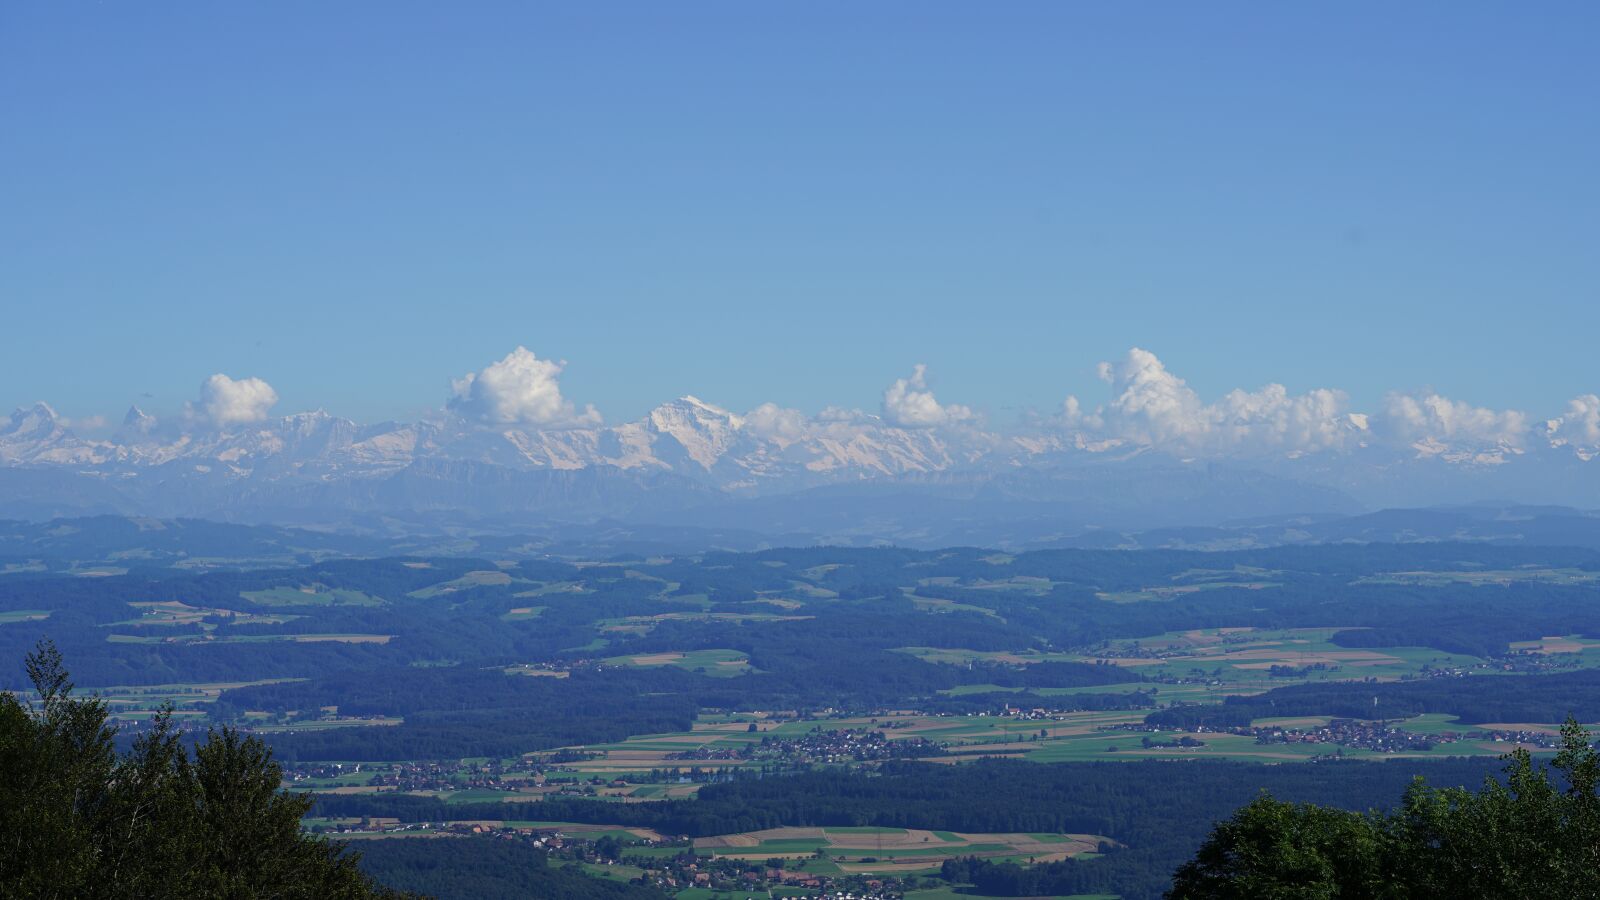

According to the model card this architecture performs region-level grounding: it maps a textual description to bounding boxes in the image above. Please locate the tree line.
[1,642,402,898]
[1165,721,1600,898]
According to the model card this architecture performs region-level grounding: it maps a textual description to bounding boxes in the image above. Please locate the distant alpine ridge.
[3,396,1598,540]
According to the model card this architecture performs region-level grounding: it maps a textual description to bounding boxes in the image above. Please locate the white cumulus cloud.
[1547,395,1600,454]
[448,346,601,428]
[1381,392,1529,450]
[1091,348,1208,445]
[194,374,278,428]
[1063,348,1364,454]
[1212,384,1361,452]
[882,364,973,428]
[60,414,110,433]
[743,403,810,443]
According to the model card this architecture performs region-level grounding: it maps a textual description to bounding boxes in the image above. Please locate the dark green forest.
[0,643,396,898]
[1163,722,1600,899]
[354,839,665,900]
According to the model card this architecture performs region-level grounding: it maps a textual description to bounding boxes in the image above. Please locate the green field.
[107,632,392,645]
[242,586,384,607]
[1053,627,1485,689]
[911,627,1489,712]
[904,591,1003,618]
[1508,635,1600,668]
[250,715,402,734]
[518,694,1573,784]
[407,570,520,599]
[596,611,813,637]
[75,678,304,723]
[0,609,50,624]
[691,825,1106,875]
[600,648,753,677]
[1095,581,1280,603]
[1354,568,1600,587]
[114,600,296,628]
[498,605,546,621]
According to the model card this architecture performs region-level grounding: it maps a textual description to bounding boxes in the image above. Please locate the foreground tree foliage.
[1168,719,1600,899]
[0,642,403,899]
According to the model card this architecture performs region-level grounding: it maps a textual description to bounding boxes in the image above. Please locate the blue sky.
[3,3,1597,427]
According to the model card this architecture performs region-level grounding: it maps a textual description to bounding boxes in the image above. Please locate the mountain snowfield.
[2,392,1599,536]
[1,396,982,486]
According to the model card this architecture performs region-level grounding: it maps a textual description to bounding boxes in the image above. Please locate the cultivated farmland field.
[691,826,1108,875]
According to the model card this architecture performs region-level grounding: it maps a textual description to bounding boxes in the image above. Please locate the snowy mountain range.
[4,389,1600,543]
[1,395,974,484]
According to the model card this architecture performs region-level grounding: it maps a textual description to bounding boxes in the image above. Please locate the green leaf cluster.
[0,641,406,899]
[1169,721,1600,899]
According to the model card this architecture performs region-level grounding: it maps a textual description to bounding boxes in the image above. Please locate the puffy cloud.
[1061,395,1081,421]
[1213,384,1361,453]
[448,346,601,428]
[881,364,973,428]
[60,414,110,432]
[817,405,871,424]
[743,402,810,443]
[1381,392,1529,450]
[1064,348,1364,455]
[1091,348,1207,445]
[1547,395,1600,454]
[194,374,278,427]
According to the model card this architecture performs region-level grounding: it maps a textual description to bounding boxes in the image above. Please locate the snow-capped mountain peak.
[647,396,746,470]
[5,390,1600,523]
[5,402,63,439]
[122,405,156,429]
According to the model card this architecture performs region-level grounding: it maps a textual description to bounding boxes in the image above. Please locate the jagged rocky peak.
[121,405,157,434]
[647,396,747,469]
[0,402,85,465]
[651,395,742,426]
[278,409,350,436]
[5,401,63,437]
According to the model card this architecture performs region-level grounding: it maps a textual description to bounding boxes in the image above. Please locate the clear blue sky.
[3,3,1596,425]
